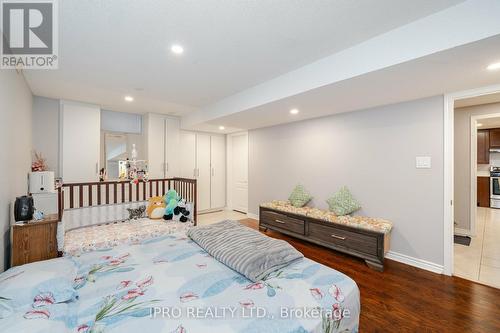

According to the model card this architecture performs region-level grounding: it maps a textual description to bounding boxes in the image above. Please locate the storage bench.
[259,201,392,271]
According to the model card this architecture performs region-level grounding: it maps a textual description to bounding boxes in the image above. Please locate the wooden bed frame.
[57,178,198,225]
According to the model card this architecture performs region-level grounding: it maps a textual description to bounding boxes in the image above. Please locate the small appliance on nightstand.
[29,171,58,215]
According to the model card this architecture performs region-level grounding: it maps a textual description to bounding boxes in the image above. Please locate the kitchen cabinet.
[477,176,490,207]
[488,128,500,148]
[477,130,490,164]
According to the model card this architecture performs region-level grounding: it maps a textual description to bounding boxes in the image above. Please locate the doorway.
[227,132,248,213]
[445,84,500,289]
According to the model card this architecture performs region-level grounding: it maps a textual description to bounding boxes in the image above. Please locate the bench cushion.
[260,200,392,234]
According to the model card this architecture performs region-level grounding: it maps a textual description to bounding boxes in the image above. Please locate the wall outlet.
[416,156,431,169]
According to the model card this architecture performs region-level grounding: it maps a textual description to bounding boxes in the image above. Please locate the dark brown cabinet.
[488,128,500,148]
[477,177,490,207]
[477,130,490,164]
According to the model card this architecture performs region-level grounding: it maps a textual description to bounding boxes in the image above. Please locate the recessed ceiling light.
[124,96,134,102]
[487,62,500,71]
[477,123,483,127]
[290,108,299,115]
[219,126,225,130]
[171,44,184,55]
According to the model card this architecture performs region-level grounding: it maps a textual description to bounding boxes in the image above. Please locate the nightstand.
[10,214,59,267]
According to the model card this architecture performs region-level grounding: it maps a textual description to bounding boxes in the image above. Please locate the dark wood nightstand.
[10,214,59,267]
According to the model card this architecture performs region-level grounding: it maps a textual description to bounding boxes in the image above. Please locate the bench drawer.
[308,222,378,256]
[261,210,305,235]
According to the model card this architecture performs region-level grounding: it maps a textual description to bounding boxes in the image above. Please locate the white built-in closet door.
[180,131,196,179]
[210,135,226,209]
[165,118,180,178]
[147,114,165,179]
[230,133,248,213]
[196,133,211,211]
[61,102,100,183]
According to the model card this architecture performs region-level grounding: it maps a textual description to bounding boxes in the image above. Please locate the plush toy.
[146,196,166,219]
[162,190,191,222]
[173,199,191,223]
[163,189,180,220]
[127,205,146,220]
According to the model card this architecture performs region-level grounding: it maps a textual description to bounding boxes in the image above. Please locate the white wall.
[32,96,60,176]
[454,102,500,231]
[249,96,444,266]
[0,71,33,271]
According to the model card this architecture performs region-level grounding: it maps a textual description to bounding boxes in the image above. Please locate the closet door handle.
[211,168,215,177]
[166,163,169,173]
[95,162,98,175]
[193,168,197,177]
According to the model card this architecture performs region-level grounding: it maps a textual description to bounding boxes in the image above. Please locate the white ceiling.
[477,116,500,129]
[23,0,465,116]
[455,92,500,108]
[204,34,500,131]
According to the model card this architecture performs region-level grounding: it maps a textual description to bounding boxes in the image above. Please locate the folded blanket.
[187,220,304,282]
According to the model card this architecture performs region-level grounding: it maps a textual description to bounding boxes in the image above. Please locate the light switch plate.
[416,156,431,169]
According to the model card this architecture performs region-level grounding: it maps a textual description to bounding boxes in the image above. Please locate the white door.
[165,118,180,178]
[210,135,226,209]
[229,133,248,213]
[146,114,165,179]
[196,133,211,211]
[180,131,196,179]
[61,101,100,183]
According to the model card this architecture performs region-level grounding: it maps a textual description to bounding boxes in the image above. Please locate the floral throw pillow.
[288,185,312,208]
[327,186,361,216]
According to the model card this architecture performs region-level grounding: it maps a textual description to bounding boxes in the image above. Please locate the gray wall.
[32,96,60,176]
[454,102,500,231]
[0,71,33,271]
[249,96,444,265]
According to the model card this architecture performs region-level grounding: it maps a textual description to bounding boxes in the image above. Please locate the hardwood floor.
[239,218,500,333]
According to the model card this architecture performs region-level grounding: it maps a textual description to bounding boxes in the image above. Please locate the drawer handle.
[275,219,286,224]
[331,234,346,240]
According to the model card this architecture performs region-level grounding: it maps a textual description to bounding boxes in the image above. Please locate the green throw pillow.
[288,185,312,207]
[327,186,361,216]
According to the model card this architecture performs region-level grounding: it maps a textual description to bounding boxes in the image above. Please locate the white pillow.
[0,257,78,316]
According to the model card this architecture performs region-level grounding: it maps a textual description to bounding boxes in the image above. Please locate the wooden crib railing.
[58,178,197,225]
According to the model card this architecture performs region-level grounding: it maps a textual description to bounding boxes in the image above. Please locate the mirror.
[101,132,145,180]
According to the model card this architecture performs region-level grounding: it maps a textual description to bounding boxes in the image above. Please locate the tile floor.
[197,209,247,226]
[454,207,500,288]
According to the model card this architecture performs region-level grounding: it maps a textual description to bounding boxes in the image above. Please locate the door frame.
[443,83,500,276]
[226,131,248,213]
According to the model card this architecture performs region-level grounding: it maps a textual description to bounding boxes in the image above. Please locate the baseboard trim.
[246,213,259,220]
[385,251,444,275]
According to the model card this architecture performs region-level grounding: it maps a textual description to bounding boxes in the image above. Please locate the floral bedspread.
[0,232,360,333]
[63,218,193,256]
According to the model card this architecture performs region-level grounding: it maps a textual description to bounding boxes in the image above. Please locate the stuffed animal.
[163,189,181,220]
[127,205,146,220]
[173,199,191,223]
[162,190,191,222]
[147,196,166,219]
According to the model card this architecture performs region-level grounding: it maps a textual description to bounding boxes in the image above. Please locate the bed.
[0,231,360,332]
[57,178,197,256]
